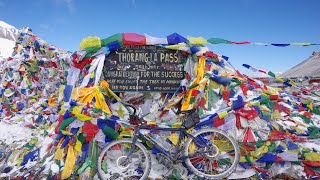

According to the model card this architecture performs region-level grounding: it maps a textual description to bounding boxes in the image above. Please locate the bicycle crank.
[116,156,131,169]
[205,144,219,158]
[156,153,173,169]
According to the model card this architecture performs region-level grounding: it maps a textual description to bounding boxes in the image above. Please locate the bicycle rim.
[97,138,151,180]
[184,128,240,179]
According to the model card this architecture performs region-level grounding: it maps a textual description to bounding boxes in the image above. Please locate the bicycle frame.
[127,124,211,162]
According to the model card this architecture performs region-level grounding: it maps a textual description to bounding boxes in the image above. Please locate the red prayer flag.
[204,51,214,58]
[196,97,207,110]
[236,114,242,129]
[230,41,251,45]
[222,90,230,101]
[274,102,291,115]
[72,57,94,70]
[236,108,259,120]
[191,89,199,96]
[304,166,320,178]
[54,115,64,134]
[83,122,100,142]
[258,69,267,74]
[122,33,146,46]
[50,61,58,68]
[235,70,245,79]
[242,128,256,143]
[213,116,225,127]
[240,83,249,96]
[303,161,320,167]
[304,111,313,118]
[241,143,256,152]
[268,130,288,141]
[275,156,284,162]
[269,94,278,100]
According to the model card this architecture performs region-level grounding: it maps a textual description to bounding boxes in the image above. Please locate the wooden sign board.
[103,45,184,92]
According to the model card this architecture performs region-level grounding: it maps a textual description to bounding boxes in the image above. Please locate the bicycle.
[97,103,240,180]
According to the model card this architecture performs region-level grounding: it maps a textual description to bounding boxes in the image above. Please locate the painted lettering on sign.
[103,45,184,92]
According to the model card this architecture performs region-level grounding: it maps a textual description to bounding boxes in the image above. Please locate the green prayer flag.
[84,47,101,58]
[207,38,230,44]
[300,115,311,124]
[256,140,264,148]
[78,133,86,144]
[245,155,252,164]
[59,116,77,131]
[268,142,276,152]
[259,96,270,104]
[308,126,320,139]
[268,71,276,78]
[313,106,320,115]
[102,126,118,140]
[265,162,273,169]
[168,168,181,180]
[101,33,123,47]
[198,107,204,117]
[90,141,99,175]
[229,78,242,89]
[24,143,35,150]
[188,83,199,90]
[189,96,196,104]
[209,90,219,104]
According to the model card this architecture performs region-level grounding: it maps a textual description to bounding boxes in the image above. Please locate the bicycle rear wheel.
[97,138,151,180]
[184,128,240,179]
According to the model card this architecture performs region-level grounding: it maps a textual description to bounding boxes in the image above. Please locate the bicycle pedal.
[155,153,173,169]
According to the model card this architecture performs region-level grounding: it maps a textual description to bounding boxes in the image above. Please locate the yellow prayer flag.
[74,140,82,153]
[168,133,179,145]
[77,86,111,114]
[80,36,101,50]
[181,56,206,111]
[165,44,187,50]
[72,106,95,121]
[61,146,77,179]
[48,95,56,106]
[54,147,64,161]
[305,152,320,161]
[218,111,228,119]
[187,36,209,45]
[188,142,196,154]
[60,130,73,136]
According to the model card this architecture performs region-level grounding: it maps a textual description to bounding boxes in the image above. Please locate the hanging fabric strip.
[94,54,106,85]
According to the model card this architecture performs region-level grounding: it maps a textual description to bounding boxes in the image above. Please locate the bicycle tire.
[97,138,151,180]
[183,128,240,179]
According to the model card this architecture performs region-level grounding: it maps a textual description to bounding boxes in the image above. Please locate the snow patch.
[0,122,33,145]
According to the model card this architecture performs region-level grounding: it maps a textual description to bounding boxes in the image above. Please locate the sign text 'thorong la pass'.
[104,45,185,92]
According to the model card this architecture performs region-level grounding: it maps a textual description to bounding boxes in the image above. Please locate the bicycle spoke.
[217,141,234,152]
[209,131,217,141]
[98,140,150,179]
[216,157,232,172]
[208,159,215,175]
[190,156,205,166]
[189,154,204,161]
[196,133,210,147]
[210,160,214,175]
[185,129,239,179]
[120,144,126,156]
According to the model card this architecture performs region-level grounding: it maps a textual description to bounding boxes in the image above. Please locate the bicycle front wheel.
[97,138,151,180]
[184,128,240,179]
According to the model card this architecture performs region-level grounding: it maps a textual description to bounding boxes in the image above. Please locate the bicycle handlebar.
[121,101,197,127]
[120,102,143,125]
[121,102,137,116]
[174,108,196,115]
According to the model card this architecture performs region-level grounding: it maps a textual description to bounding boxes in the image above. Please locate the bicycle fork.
[120,135,140,167]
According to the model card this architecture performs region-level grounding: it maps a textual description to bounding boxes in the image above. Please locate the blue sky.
[0,0,319,75]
